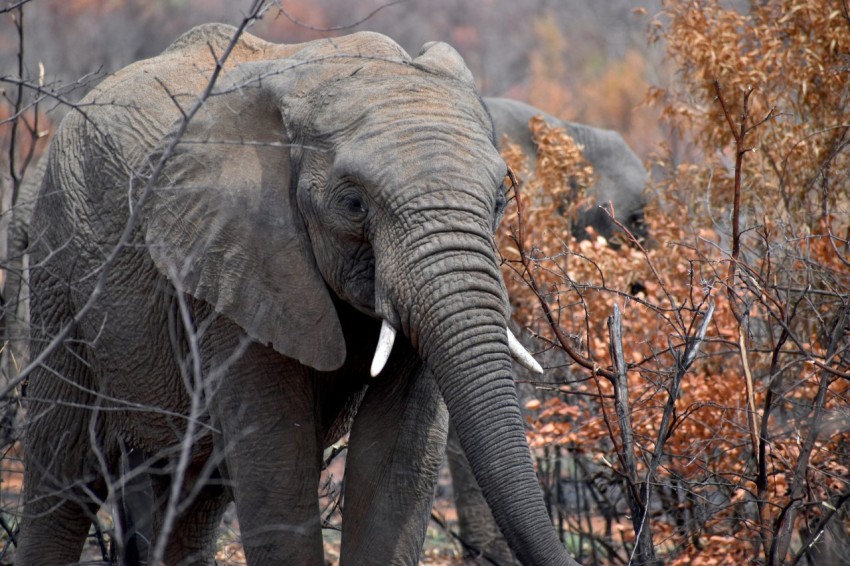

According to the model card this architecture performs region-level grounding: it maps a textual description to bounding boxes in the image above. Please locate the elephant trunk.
[391,231,578,566]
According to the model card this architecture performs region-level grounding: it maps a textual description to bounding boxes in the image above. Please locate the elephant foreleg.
[206,330,325,565]
[341,358,449,565]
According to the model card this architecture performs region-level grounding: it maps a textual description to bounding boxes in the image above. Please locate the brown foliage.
[500,1,850,563]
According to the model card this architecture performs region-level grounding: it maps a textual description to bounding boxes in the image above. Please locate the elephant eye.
[341,192,368,218]
[494,188,507,217]
[492,182,508,230]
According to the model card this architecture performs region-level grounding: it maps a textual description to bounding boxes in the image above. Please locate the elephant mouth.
[368,318,542,377]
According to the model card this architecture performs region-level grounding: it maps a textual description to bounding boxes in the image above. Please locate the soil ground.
[0,443,466,565]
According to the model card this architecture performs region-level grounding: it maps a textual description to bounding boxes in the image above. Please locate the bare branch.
[276,0,408,32]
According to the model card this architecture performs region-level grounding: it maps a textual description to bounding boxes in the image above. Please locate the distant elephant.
[17,24,581,566]
[484,97,647,243]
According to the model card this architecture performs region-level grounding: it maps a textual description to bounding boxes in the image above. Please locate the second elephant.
[484,97,647,244]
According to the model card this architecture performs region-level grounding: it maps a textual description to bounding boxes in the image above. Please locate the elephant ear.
[144,66,345,371]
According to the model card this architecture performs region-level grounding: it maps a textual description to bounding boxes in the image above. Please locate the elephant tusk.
[370,319,397,377]
[507,328,544,374]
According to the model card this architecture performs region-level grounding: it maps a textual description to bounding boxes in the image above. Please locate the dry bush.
[498,1,850,564]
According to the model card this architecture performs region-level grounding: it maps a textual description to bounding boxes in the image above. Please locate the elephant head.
[485,96,648,244]
[141,28,574,565]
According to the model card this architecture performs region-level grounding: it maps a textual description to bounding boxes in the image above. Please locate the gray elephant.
[17,24,580,566]
[484,97,647,243]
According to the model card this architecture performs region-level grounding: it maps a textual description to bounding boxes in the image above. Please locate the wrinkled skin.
[485,97,647,244]
[446,328,576,566]
[17,25,580,566]
[447,99,649,564]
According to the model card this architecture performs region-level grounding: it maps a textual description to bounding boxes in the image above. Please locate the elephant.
[484,97,647,244]
[112,98,649,566]
[17,23,582,566]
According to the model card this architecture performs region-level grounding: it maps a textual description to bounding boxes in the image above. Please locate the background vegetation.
[1,1,848,564]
